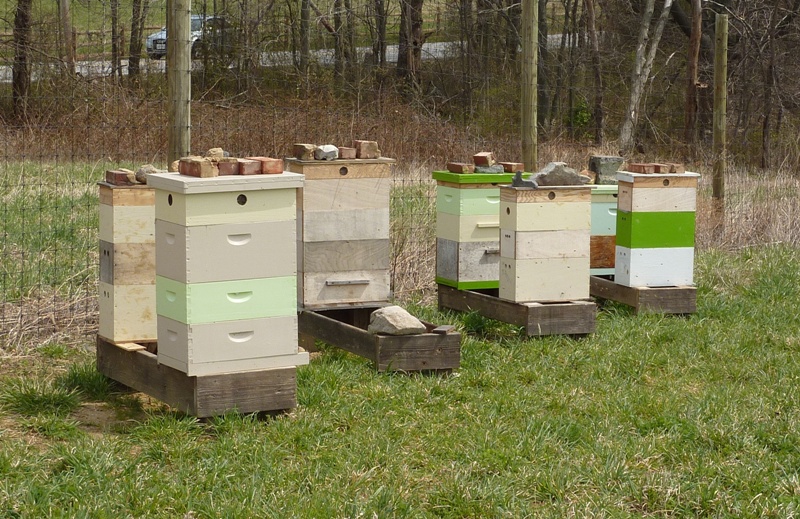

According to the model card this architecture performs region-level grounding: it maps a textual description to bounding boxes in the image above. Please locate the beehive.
[98,182,157,343]
[614,171,700,287]
[147,172,309,376]
[590,185,618,276]
[498,185,592,302]
[433,171,522,290]
[286,158,394,309]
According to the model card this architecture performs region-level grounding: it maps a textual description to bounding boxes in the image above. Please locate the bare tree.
[397,0,425,87]
[683,0,701,146]
[619,0,674,154]
[128,0,150,79]
[585,0,603,144]
[12,0,33,117]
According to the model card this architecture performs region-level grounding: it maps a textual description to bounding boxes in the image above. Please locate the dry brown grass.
[4,83,800,351]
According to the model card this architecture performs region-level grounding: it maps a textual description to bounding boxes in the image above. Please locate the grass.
[1,245,800,516]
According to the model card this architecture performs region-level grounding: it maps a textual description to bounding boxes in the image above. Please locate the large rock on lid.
[532,162,591,186]
[314,144,339,161]
[588,155,624,183]
[368,306,427,336]
[135,164,161,184]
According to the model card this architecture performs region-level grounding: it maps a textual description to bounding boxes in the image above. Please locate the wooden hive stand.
[287,156,461,372]
[438,185,597,336]
[589,167,699,315]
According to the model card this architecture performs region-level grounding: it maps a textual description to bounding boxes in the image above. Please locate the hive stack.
[498,185,592,302]
[615,170,700,287]
[98,181,157,343]
[147,172,308,376]
[434,171,522,290]
[590,185,618,276]
[286,157,394,309]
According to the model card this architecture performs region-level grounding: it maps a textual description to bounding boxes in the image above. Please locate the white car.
[145,15,217,59]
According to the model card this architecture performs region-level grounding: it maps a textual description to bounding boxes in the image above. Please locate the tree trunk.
[397,0,425,87]
[299,0,310,76]
[684,0,701,146]
[619,0,674,154]
[111,0,121,80]
[334,0,344,81]
[761,38,774,169]
[59,0,75,74]
[458,0,474,120]
[373,0,387,66]
[585,0,603,144]
[537,0,549,129]
[128,0,149,79]
[12,0,33,117]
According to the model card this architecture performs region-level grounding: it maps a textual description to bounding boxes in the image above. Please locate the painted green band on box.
[436,186,502,216]
[157,275,297,324]
[432,171,527,184]
[436,276,499,290]
[616,210,696,249]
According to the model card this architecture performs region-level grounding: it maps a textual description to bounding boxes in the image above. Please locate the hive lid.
[147,171,304,194]
[432,171,529,184]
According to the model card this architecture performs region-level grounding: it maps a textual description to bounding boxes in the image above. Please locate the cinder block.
[473,151,495,166]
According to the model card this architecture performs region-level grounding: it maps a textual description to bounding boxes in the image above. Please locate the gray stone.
[588,155,624,183]
[474,164,505,173]
[532,162,591,186]
[368,306,427,336]
[314,144,339,161]
[511,171,538,188]
[135,164,163,184]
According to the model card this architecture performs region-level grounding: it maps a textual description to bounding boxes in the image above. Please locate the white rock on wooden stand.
[368,306,426,335]
[314,145,339,161]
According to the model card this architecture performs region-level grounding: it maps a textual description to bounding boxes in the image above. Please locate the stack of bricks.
[615,163,699,287]
[98,174,157,343]
[178,155,285,178]
[147,170,309,376]
[286,140,394,309]
[434,152,528,290]
[498,184,592,302]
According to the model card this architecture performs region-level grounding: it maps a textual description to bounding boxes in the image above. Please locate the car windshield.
[191,18,204,31]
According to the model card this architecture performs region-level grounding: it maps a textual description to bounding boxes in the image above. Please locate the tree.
[683,0,701,147]
[619,0,674,154]
[12,0,33,117]
[128,0,150,79]
[585,0,603,144]
[397,0,425,87]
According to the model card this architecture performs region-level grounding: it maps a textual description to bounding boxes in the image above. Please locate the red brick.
[105,169,136,185]
[668,163,686,173]
[353,140,380,159]
[473,151,496,166]
[180,157,218,178]
[338,146,357,160]
[626,163,656,174]
[246,156,284,174]
[447,162,476,174]
[217,158,240,176]
[499,162,525,173]
[238,158,262,175]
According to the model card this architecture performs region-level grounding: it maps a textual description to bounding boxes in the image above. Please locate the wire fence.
[3,0,800,349]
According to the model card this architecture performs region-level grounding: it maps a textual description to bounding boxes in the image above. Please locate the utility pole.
[167,0,192,164]
[521,0,537,171]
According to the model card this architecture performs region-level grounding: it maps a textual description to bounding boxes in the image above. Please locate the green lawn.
[1,245,799,517]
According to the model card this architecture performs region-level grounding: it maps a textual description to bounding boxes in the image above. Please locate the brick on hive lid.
[338,146,357,160]
[293,143,316,161]
[216,157,240,176]
[246,156,284,174]
[105,169,137,185]
[499,162,525,173]
[447,162,476,174]
[180,156,218,178]
[238,158,262,175]
[473,151,496,166]
[625,162,656,174]
[353,140,380,159]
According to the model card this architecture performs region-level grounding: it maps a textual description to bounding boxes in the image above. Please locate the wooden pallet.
[437,284,596,336]
[590,275,696,314]
[298,307,461,372]
[96,336,297,417]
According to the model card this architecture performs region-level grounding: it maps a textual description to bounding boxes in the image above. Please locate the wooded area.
[2,0,800,170]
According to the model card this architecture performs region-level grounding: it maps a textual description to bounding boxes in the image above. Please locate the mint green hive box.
[590,184,618,276]
[433,170,527,290]
[147,172,309,376]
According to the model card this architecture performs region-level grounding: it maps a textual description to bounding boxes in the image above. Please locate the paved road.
[0,37,562,81]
